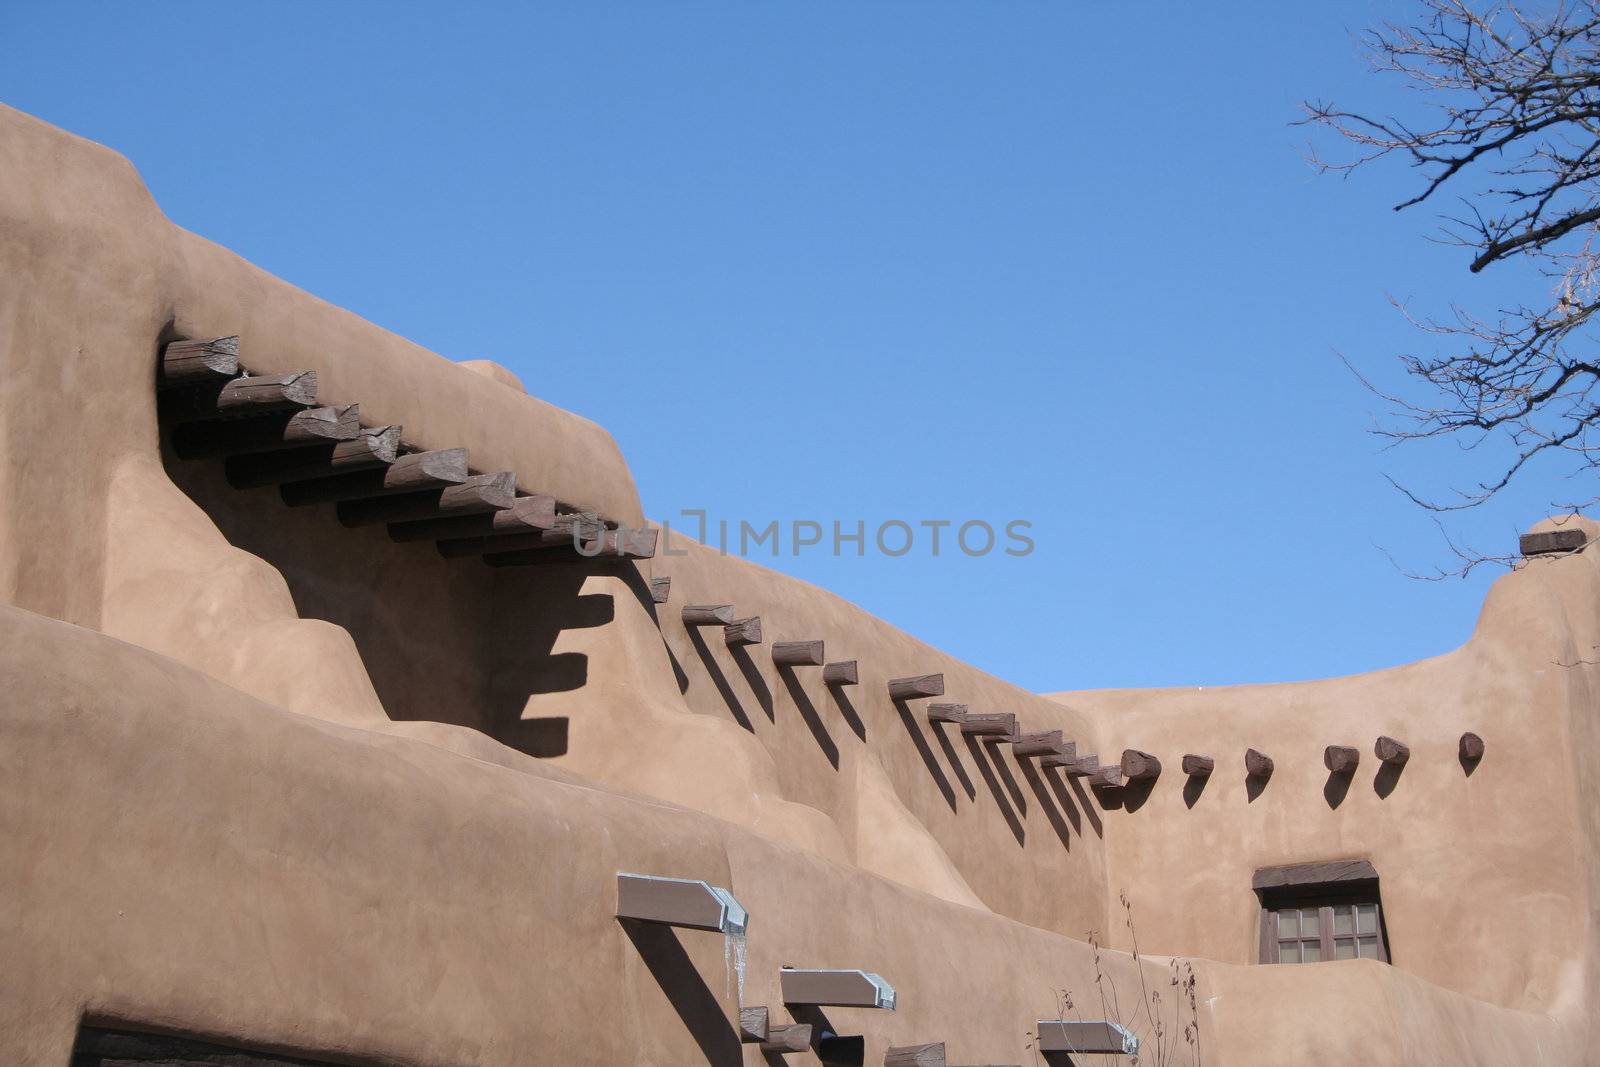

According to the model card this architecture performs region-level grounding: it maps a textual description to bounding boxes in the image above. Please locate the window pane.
[1334,939,1356,960]
[1358,936,1379,959]
[1302,939,1322,962]
[1277,909,1299,937]
[1301,908,1320,935]
[1357,904,1377,935]
[1278,941,1300,964]
[1333,905,1354,936]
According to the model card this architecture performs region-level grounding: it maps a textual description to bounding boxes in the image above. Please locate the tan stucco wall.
[2,605,1589,1067]
[1,101,1596,1064]
[1048,516,1600,1018]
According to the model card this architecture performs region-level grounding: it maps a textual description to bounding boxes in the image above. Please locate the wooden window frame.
[1253,859,1391,966]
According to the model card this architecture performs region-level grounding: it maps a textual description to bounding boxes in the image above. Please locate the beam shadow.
[1017,759,1072,849]
[930,723,977,800]
[1120,775,1156,813]
[1064,774,1102,838]
[1323,770,1352,809]
[787,1007,863,1067]
[779,666,839,769]
[1042,766,1083,835]
[620,919,742,1066]
[686,626,754,732]
[893,697,957,812]
[729,645,775,722]
[827,683,867,742]
[987,742,1029,816]
[964,733,1025,845]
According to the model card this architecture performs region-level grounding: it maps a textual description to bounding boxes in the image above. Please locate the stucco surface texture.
[1,102,1596,1064]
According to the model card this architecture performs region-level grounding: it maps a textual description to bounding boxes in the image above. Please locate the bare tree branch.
[1305,1,1600,533]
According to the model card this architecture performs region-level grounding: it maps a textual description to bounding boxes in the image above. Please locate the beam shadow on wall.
[1374,759,1405,798]
[963,733,1025,845]
[1040,766,1085,836]
[827,682,868,742]
[729,644,775,721]
[928,721,977,801]
[686,625,757,732]
[986,743,1029,817]
[1064,773,1102,838]
[620,918,743,1066]
[1323,769,1352,809]
[778,666,840,769]
[1016,759,1073,849]
[72,1024,360,1066]
[785,1006,864,1067]
[893,697,959,812]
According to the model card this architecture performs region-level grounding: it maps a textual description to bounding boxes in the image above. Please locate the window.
[1254,859,1389,965]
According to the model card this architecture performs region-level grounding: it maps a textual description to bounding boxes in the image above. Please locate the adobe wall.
[640,539,1112,937]
[0,102,1094,924]
[1049,516,1600,1018]
[1,99,1597,1064]
[0,605,1588,1067]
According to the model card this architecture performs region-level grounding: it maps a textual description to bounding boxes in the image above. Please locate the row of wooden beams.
[162,338,651,568]
[1122,732,1481,784]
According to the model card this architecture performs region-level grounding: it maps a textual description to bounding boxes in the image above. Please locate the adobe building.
[1,103,1596,1065]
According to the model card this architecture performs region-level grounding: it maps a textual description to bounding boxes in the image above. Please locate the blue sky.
[1,2,1575,691]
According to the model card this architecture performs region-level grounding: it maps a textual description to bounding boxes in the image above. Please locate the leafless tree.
[1304,0,1600,516]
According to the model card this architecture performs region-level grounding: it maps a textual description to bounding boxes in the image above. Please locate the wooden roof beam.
[772,641,825,667]
[823,660,859,686]
[888,674,944,701]
[171,404,360,459]
[158,336,240,387]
